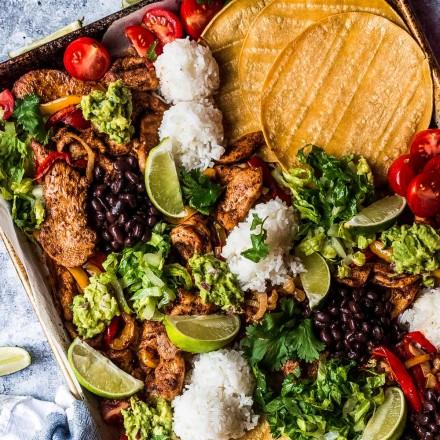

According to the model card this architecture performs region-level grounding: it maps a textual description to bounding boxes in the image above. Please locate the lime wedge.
[344,195,406,235]
[67,338,143,398]
[122,0,142,6]
[362,387,407,440]
[299,252,331,310]
[164,314,241,353]
[145,138,186,218]
[0,346,31,376]
[8,20,83,58]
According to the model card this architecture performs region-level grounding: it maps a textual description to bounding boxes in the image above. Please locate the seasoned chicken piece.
[216,131,265,165]
[217,167,263,230]
[56,265,79,322]
[168,288,217,316]
[95,153,117,182]
[170,214,215,261]
[137,321,185,401]
[102,57,159,91]
[336,264,373,288]
[12,69,96,103]
[132,90,168,122]
[53,127,107,160]
[390,283,420,319]
[104,349,134,374]
[372,272,420,289]
[214,163,248,186]
[32,140,96,268]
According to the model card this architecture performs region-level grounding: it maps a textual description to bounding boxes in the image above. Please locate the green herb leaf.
[288,319,325,363]
[146,39,159,62]
[180,169,224,215]
[241,214,269,263]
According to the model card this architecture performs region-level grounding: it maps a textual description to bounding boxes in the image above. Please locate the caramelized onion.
[64,132,95,182]
[404,354,431,369]
[251,292,268,321]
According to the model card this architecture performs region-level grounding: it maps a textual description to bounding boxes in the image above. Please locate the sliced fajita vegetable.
[0,90,15,120]
[369,241,392,262]
[105,315,121,348]
[108,312,135,351]
[45,105,90,130]
[67,266,90,292]
[34,151,88,181]
[39,95,84,116]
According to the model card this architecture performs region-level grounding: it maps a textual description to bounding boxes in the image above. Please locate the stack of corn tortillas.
[201,0,433,183]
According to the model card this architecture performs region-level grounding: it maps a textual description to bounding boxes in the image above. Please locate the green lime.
[164,314,241,353]
[344,195,406,235]
[362,387,407,440]
[8,20,83,58]
[122,0,142,6]
[0,346,31,376]
[145,138,186,218]
[299,252,331,310]
[67,338,143,398]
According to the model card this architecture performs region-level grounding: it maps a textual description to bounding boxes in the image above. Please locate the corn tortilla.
[261,12,433,183]
[239,0,407,122]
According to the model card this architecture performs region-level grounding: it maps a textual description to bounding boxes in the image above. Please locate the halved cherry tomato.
[423,155,440,175]
[45,105,90,130]
[407,171,440,218]
[142,8,183,45]
[180,0,223,40]
[387,154,426,196]
[125,25,162,60]
[410,129,440,159]
[63,37,111,81]
[0,90,15,120]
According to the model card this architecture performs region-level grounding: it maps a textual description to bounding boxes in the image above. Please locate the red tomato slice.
[125,25,162,60]
[407,171,440,218]
[142,8,183,45]
[387,154,426,197]
[180,0,223,40]
[63,37,110,81]
[0,89,15,120]
[410,129,440,159]
[423,155,440,175]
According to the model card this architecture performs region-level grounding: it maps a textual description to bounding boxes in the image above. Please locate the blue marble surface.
[0,0,439,406]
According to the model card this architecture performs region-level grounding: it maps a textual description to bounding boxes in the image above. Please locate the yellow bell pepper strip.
[108,312,136,351]
[39,95,84,116]
[67,267,90,292]
[369,241,392,262]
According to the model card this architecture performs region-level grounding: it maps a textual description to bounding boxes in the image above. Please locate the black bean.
[313,320,327,329]
[354,312,365,320]
[134,215,145,225]
[385,301,393,313]
[126,155,137,169]
[111,200,124,216]
[147,216,158,227]
[374,303,384,316]
[94,184,107,198]
[335,341,344,351]
[328,306,339,316]
[96,211,106,223]
[352,342,363,352]
[320,329,333,345]
[341,312,350,323]
[101,230,112,242]
[367,340,376,350]
[111,240,122,251]
[429,424,439,434]
[125,219,137,233]
[120,193,136,208]
[348,301,360,314]
[424,401,437,413]
[347,351,358,360]
[109,224,125,244]
[341,298,349,308]
[340,288,351,298]
[136,183,145,193]
[91,198,104,212]
[94,166,105,181]
[426,390,437,402]
[417,414,431,426]
[107,194,118,207]
[426,432,435,440]
[380,316,390,327]
[132,223,144,239]
[435,434,440,440]
[124,236,136,247]
[106,211,117,224]
[340,307,351,316]
[348,319,357,332]
[355,332,368,343]
[361,322,371,333]
[415,426,427,437]
[141,230,151,243]
[366,291,378,301]
[117,213,129,226]
[111,179,124,195]
[352,290,363,301]
[346,331,356,343]
[125,170,138,184]
[114,159,128,172]
[372,326,384,340]
[436,413,440,426]
[334,351,344,358]
[148,206,160,216]
[363,298,374,309]
[332,328,343,341]
[437,394,440,405]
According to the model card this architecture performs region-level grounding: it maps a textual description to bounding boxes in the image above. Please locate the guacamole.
[72,273,120,339]
[81,80,134,145]
[122,396,174,440]
[188,253,244,311]
[381,223,440,275]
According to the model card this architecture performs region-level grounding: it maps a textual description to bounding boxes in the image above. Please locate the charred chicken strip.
[336,264,373,288]
[390,283,420,319]
[104,349,134,374]
[12,69,97,103]
[214,163,248,186]
[216,131,265,165]
[170,213,215,261]
[168,288,217,316]
[217,166,263,231]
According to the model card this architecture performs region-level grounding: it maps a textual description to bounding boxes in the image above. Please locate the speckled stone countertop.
[0,0,439,404]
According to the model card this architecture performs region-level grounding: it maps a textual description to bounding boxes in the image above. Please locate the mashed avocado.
[381,223,440,275]
[122,396,174,440]
[189,253,244,311]
[81,80,134,145]
[72,273,120,339]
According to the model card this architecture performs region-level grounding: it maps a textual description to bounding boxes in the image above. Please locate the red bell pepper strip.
[119,436,128,440]
[247,157,292,205]
[372,345,422,412]
[105,315,121,348]
[45,105,90,130]
[88,251,108,272]
[34,152,72,180]
[0,90,15,120]
[72,159,88,169]
[403,331,437,355]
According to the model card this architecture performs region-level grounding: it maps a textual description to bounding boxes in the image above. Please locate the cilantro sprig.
[241,214,269,263]
[146,39,159,62]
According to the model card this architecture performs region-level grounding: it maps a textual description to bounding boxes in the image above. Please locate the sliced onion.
[251,292,268,321]
[404,354,431,369]
[267,289,278,311]
[64,133,95,182]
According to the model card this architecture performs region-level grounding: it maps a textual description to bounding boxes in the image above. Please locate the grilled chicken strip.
[32,140,96,268]
[168,288,217,316]
[170,214,215,261]
[214,163,248,186]
[217,166,263,230]
[102,56,159,91]
[216,131,265,165]
[12,69,96,103]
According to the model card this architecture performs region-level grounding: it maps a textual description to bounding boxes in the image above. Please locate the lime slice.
[145,138,186,218]
[67,338,143,398]
[8,20,83,58]
[299,252,331,310]
[164,314,241,353]
[0,347,31,376]
[344,195,406,235]
[122,0,142,6]
[362,387,407,440]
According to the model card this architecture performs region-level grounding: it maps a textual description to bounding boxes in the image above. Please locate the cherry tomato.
[180,0,223,40]
[45,105,90,130]
[407,171,440,218]
[423,155,440,175]
[64,37,110,81]
[0,89,15,120]
[142,8,183,45]
[387,154,426,197]
[410,129,440,159]
[125,25,162,60]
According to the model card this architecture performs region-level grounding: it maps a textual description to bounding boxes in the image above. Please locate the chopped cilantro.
[146,39,159,62]
[241,214,269,263]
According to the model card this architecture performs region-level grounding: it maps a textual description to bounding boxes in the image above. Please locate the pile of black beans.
[404,389,440,440]
[89,156,161,253]
[312,285,403,364]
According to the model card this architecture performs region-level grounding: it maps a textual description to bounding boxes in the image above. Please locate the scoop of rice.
[154,38,220,104]
[172,350,258,440]
[221,198,304,292]
[159,99,224,171]
[399,287,440,348]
